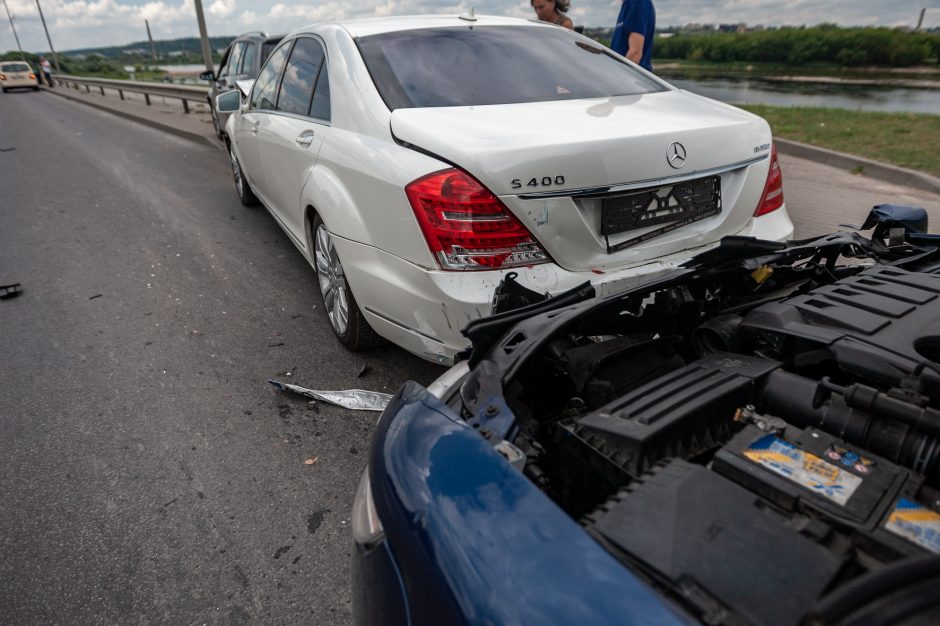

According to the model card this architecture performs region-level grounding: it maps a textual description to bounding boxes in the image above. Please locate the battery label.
[884,498,940,554]
[824,444,876,476]
[743,435,862,505]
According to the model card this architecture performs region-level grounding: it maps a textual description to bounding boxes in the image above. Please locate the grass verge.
[738,105,940,177]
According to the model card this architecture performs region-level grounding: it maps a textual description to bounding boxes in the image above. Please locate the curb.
[775,138,940,196]
[42,87,222,152]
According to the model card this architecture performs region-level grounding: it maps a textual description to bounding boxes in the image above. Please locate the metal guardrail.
[53,75,210,114]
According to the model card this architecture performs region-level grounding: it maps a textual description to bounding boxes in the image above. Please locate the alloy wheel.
[315,225,350,335]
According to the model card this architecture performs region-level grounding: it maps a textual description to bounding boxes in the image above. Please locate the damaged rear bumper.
[332,210,793,364]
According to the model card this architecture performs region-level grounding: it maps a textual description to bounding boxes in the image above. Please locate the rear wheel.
[33,86,39,91]
[312,216,380,351]
[228,141,257,206]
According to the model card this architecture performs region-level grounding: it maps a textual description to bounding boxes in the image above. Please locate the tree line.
[1,51,129,78]
[654,26,940,67]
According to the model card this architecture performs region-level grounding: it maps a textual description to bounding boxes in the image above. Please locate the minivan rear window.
[357,25,665,110]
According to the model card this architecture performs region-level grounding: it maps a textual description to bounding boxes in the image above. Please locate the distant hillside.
[61,36,236,60]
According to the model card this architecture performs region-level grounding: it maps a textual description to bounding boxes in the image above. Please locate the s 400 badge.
[511,175,565,189]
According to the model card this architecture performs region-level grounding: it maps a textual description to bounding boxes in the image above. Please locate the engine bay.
[458,230,940,625]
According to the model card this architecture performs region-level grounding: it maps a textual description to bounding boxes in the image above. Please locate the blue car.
[353,209,940,626]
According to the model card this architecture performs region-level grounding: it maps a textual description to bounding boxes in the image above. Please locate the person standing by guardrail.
[40,57,54,87]
[611,0,655,72]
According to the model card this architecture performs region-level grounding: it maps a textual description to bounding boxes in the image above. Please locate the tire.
[1,88,7,93]
[312,215,381,351]
[228,141,258,206]
[211,104,225,140]
[33,86,39,91]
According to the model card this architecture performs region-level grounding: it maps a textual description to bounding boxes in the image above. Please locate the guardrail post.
[118,89,124,100]
[99,86,105,96]
[182,98,190,114]
[144,93,151,106]
[85,84,90,93]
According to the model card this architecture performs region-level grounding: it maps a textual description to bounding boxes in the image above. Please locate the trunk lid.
[391,90,775,272]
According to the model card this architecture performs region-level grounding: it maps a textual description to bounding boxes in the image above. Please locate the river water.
[121,63,939,114]
[664,75,940,115]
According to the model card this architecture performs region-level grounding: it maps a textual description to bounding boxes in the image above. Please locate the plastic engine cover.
[587,459,845,626]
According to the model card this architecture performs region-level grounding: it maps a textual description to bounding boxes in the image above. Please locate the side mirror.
[199,70,215,81]
[216,89,242,113]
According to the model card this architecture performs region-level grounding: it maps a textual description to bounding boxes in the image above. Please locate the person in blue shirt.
[610,0,656,72]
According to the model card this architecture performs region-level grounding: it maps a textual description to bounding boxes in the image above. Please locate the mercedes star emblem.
[667,142,687,169]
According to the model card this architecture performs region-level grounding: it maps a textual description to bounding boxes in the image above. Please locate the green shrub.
[653,27,939,67]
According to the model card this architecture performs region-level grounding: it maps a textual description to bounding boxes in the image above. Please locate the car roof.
[233,31,286,44]
[293,14,554,39]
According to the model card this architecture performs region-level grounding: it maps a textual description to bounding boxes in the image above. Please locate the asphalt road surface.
[0,91,444,625]
[3,89,940,625]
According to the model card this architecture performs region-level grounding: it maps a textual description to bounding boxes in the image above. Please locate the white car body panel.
[225,15,794,364]
[263,113,328,243]
[390,92,775,272]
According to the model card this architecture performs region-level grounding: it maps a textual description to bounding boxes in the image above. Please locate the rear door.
[215,42,244,95]
[257,36,331,247]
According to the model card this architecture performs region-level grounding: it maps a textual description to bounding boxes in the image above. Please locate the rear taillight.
[406,168,548,271]
[754,144,784,216]
[29,73,36,79]
[0,74,6,81]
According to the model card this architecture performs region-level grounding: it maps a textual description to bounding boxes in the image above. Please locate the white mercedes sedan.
[219,15,793,364]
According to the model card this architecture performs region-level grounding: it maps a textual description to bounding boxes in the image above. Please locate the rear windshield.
[357,25,665,110]
[2,63,30,72]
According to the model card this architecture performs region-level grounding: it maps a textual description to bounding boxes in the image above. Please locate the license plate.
[601,175,721,252]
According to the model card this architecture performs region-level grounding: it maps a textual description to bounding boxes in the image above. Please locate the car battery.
[713,424,911,532]
[879,495,940,555]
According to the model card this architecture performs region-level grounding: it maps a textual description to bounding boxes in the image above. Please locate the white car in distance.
[0,62,39,92]
[218,15,793,364]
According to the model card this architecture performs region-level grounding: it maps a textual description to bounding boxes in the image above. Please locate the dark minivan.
[201,31,284,139]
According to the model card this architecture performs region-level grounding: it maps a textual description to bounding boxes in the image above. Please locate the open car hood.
[445,205,940,626]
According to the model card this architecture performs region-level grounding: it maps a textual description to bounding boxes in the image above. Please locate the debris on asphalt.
[269,380,392,411]
[0,283,21,299]
[89,294,103,300]
[0,147,16,153]
[268,342,285,347]
[357,364,371,378]
[304,457,319,466]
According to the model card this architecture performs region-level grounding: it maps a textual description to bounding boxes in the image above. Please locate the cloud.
[208,0,236,18]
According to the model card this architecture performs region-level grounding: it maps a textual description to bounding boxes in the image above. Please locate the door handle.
[295,130,315,148]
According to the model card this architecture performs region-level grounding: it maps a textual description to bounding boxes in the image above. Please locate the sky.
[2,0,939,53]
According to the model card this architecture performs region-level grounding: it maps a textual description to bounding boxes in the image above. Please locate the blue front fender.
[368,381,692,626]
